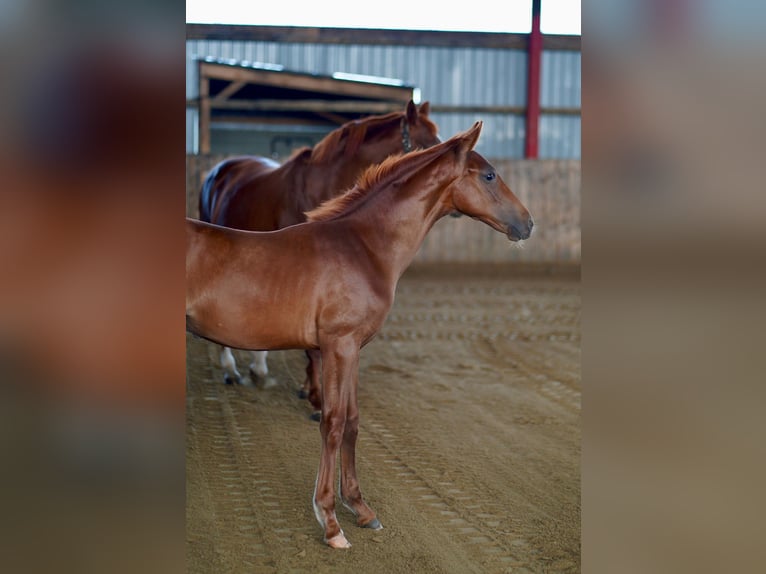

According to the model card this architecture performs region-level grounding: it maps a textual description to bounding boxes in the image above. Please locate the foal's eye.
[484,172,496,182]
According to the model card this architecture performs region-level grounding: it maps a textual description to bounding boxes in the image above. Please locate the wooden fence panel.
[186,155,580,264]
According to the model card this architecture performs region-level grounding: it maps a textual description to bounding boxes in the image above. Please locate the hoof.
[310,411,321,422]
[326,532,351,549]
[361,518,383,530]
[297,388,308,399]
[249,366,268,379]
[223,374,241,385]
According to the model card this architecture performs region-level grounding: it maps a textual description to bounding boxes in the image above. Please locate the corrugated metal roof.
[187,41,528,107]
[197,55,416,90]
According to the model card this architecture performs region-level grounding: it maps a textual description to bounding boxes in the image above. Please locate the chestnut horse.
[198,101,440,394]
[186,122,533,548]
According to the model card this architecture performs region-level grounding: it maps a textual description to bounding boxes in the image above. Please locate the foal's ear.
[418,101,430,116]
[458,121,483,153]
[406,100,418,124]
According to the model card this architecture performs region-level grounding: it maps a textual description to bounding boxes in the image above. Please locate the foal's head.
[446,122,534,242]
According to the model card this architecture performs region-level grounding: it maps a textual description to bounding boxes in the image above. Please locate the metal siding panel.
[185,40,579,158]
[243,42,255,62]
[539,115,580,159]
[541,50,581,108]
[186,108,198,153]
[220,41,231,60]
[432,112,524,159]
[186,42,197,98]
[232,41,244,62]
[570,51,582,107]
[517,50,528,107]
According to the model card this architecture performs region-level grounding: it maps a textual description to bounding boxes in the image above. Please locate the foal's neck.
[352,166,455,282]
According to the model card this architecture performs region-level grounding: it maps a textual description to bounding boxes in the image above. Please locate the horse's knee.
[320,411,346,448]
[343,415,359,438]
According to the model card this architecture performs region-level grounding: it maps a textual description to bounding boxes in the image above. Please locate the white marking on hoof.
[326,532,351,549]
[314,473,350,548]
[220,347,242,383]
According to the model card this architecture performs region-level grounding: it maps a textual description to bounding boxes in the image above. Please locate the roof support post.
[524,0,542,159]
[198,62,211,154]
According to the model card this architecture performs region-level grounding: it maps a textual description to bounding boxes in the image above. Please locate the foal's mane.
[301,111,403,165]
[306,140,454,222]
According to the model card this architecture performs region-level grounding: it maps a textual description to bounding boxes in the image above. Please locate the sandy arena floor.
[187,265,580,573]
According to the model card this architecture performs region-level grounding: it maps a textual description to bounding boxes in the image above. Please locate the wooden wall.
[186,155,580,264]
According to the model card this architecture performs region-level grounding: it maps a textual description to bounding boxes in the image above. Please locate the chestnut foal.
[186,122,533,548]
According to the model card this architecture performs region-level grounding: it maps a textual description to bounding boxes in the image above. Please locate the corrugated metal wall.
[540,50,581,158]
[186,39,580,159]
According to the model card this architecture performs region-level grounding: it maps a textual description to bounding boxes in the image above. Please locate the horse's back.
[185,218,222,277]
[199,156,282,227]
[186,219,321,348]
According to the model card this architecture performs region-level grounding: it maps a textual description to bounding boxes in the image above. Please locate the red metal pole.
[524,0,542,159]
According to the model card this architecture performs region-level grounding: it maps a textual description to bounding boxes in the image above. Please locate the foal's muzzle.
[508,216,534,241]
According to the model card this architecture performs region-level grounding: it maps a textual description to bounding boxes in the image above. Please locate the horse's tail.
[199,160,229,223]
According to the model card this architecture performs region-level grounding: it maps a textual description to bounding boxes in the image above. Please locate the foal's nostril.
[509,215,534,240]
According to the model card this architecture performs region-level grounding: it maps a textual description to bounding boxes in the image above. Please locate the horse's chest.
[316,288,390,333]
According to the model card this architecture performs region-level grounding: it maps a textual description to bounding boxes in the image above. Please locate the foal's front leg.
[312,338,356,548]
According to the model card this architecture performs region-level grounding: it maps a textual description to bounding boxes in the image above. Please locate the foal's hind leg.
[220,347,243,385]
[249,351,269,378]
[313,338,357,548]
[300,350,322,421]
[250,350,277,388]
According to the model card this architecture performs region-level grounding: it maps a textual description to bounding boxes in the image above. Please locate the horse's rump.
[199,156,281,223]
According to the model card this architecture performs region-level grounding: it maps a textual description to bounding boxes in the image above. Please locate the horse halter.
[400,117,413,153]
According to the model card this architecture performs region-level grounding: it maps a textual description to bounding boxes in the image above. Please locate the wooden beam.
[210,116,336,127]
[543,34,581,51]
[314,111,349,125]
[430,105,526,115]
[208,99,404,113]
[211,80,246,103]
[188,99,581,117]
[200,62,413,102]
[540,107,581,116]
[198,65,211,154]
[186,24,581,51]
